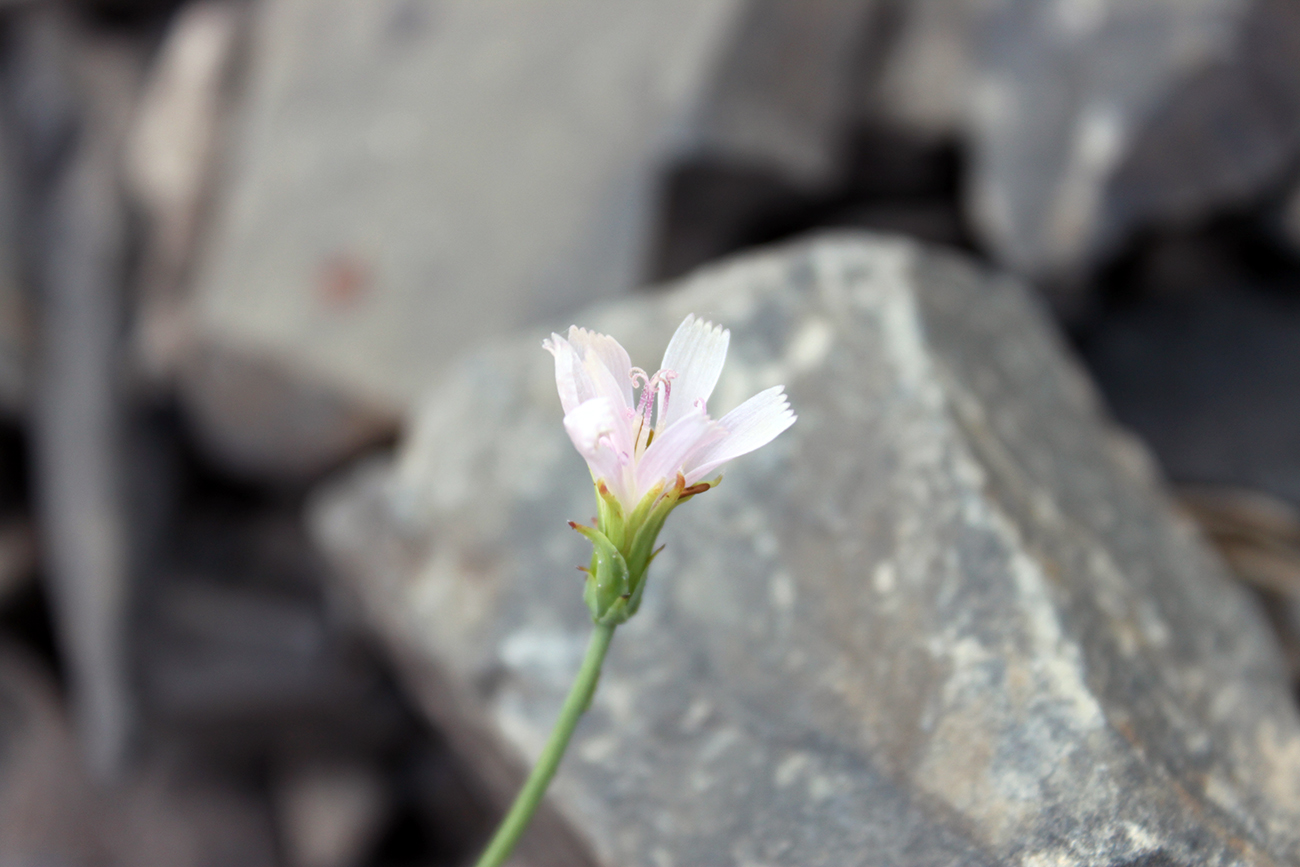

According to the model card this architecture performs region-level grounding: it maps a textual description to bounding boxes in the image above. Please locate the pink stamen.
[629,368,677,453]
[653,369,677,434]
[635,385,656,426]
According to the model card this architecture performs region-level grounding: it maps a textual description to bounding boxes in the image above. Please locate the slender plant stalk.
[474,621,617,867]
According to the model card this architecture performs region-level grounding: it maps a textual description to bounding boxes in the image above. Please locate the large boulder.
[312,234,1300,866]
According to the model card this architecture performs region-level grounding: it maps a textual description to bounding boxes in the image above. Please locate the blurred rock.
[73,0,186,25]
[1078,272,1300,508]
[0,643,104,863]
[274,760,388,867]
[1178,485,1300,680]
[125,0,242,383]
[868,0,981,141]
[313,234,1300,866]
[0,117,30,419]
[692,0,879,186]
[1180,485,1300,599]
[0,9,50,419]
[0,643,277,867]
[870,0,1300,290]
[4,4,79,178]
[1278,177,1300,259]
[0,516,39,605]
[176,344,397,480]
[140,578,385,738]
[980,0,1300,285]
[650,127,966,283]
[108,747,279,867]
[29,14,148,779]
[185,0,889,481]
[185,0,737,479]
[396,742,496,864]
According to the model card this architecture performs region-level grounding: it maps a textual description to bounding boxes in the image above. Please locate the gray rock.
[312,234,1300,866]
[185,0,884,479]
[0,643,278,867]
[30,14,147,780]
[0,643,106,863]
[125,0,243,385]
[0,4,53,420]
[982,0,1300,282]
[0,118,30,418]
[175,343,397,480]
[0,516,40,606]
[692,0,880,185]
[104,748,279,867]
[868,0,982,141]
[186,0,741,478]
[273,760,389,867]
[872,0,1300,286]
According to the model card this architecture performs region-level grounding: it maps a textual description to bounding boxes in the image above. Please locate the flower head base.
[545,314,796,624]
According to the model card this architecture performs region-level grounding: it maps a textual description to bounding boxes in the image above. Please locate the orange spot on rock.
[318,253,369,309]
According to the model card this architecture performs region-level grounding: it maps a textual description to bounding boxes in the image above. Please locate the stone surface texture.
[312,234,1300,866]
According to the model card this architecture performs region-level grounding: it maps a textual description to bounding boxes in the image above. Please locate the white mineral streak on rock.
[499,628,587,689]
[873,560,897,594]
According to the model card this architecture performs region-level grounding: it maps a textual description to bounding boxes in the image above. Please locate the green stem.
[474,621,617,867]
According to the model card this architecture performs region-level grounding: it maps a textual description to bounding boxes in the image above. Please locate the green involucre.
[571,475,717,625]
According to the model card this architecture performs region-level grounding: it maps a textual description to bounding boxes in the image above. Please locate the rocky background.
[0,0,1297,865]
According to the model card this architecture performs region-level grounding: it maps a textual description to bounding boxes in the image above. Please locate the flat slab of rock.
[183,0,885,478]
[186,0,741,476]
[312,234,1300,866]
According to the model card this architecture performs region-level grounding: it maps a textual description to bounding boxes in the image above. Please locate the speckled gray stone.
[312,234,1300,867]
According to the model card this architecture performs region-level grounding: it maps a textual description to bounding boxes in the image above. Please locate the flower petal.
[543,333,587,415]
[633,406,726,501]
[659,314,729,428]
[568,326,633,410]
[563,398,627,488]
[684,386,796,481]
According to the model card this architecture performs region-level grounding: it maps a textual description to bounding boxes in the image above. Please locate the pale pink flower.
[543,314,796,510]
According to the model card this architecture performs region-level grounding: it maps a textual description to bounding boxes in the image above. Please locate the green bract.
[571,473,718,625]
